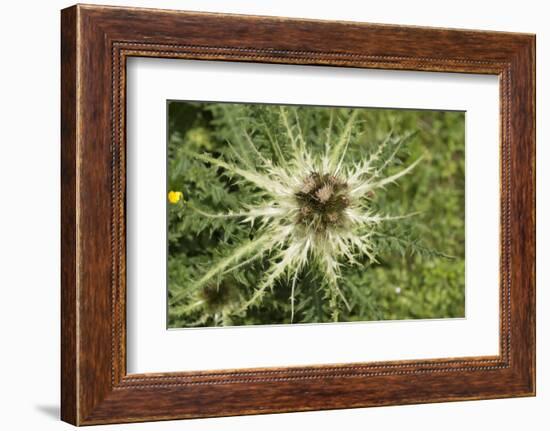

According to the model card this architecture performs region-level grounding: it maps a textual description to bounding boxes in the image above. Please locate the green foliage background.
[167,101,465,328]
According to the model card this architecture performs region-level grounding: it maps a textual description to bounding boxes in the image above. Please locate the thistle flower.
[173,107,422,322]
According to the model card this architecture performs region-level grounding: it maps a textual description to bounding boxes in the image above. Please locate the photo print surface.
[167,102,465,328]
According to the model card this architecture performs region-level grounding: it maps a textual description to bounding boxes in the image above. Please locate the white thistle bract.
[177,107,422,322]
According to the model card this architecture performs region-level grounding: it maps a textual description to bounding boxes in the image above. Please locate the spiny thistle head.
[295,172,351,234]
[171,107,424,322]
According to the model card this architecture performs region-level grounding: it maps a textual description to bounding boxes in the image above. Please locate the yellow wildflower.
[168,191,184,204]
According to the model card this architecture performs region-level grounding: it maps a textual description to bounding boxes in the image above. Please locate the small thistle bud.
[316,184,333,203]
[200,280,238,313]
[327,212,339,223]
[300,175,316,194]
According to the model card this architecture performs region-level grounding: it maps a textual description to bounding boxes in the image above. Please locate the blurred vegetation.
[167,101,465,328]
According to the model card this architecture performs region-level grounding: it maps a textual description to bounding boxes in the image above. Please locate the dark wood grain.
[61,4,535,425]
[60,5,78,425]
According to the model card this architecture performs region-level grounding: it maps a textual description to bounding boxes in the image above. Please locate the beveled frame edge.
[61,4,535,426]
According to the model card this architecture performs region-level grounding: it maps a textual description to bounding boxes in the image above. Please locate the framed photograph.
[61,4,535,425]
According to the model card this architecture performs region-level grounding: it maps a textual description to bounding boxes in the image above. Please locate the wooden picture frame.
[61,4,535,425]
